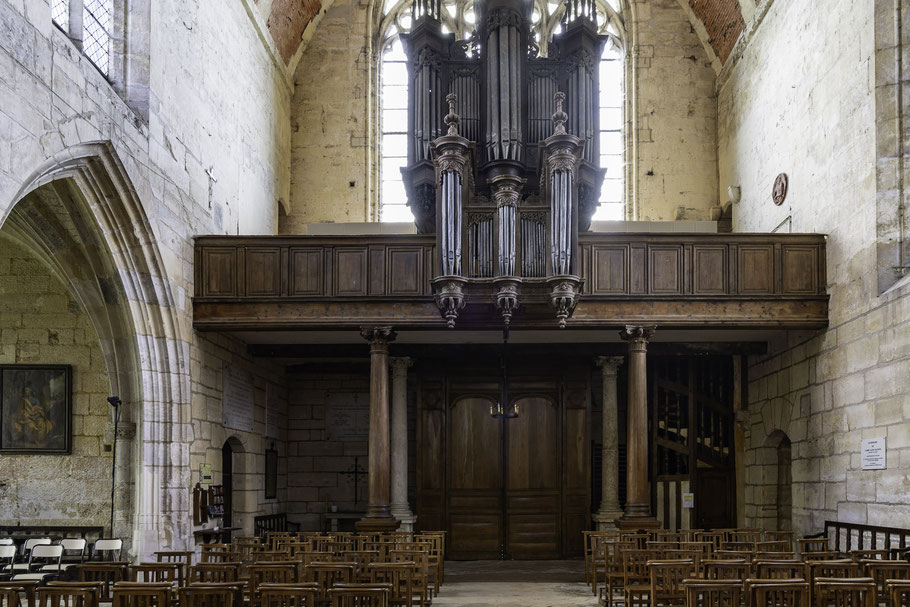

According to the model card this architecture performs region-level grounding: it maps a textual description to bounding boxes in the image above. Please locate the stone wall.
[0,0,292,555]
[285,367,416,530]
[189,333,290,537]
[632,0,719,221]
[719,0,910,535]
[283,0,720,229]
[0,233,117,530]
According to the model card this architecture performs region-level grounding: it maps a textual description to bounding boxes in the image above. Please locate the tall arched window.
[377,0,627,222]
[51,0,114,76]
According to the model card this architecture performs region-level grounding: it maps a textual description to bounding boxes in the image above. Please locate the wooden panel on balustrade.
[289,248,324,296]
[245,247,281,296]
[506,396,560,559]
[590,245,628,294]
[334,247,369,296]
[649,246,684,294]
[386,247,425,296]
[447,396,502,559]
[781,245,819,294]
[737,245,775,294]
[692,245,727,295]
[200,247,238,297]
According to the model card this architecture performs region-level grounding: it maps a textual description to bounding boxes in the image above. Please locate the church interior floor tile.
[434,560,599,606]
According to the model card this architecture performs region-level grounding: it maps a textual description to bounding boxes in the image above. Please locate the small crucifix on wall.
[342,456,367,504]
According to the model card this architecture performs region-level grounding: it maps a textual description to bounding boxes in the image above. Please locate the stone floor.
[433,559,600,607]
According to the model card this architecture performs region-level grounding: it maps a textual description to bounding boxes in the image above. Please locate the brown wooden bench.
[253,514,299,538]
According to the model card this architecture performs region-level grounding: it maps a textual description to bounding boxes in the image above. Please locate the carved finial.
[445,93,460,136]
[552,91,567,135]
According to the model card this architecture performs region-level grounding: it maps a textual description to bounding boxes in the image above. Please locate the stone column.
[390,357,416,530]
[356,327,401,532]
[593,356,625,529]
[616,325,660,530]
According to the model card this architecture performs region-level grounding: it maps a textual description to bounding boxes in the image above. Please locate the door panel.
[448,397,502,559]
[506,397,560,559]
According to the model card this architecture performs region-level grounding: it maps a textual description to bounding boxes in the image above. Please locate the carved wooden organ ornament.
[400,0,607,329]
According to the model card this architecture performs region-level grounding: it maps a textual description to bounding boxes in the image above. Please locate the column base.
[592,509,625,530]
[355,517,402,533]
[392,512,417,532]
[614,515,661,531]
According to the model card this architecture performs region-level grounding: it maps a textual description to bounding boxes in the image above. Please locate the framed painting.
[0,365,72,453]
[265,446,278,499]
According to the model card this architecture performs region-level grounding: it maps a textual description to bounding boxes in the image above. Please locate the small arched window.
[377,0,627,222]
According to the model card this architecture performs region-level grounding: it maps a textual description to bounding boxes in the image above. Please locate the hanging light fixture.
[490,328,519,419]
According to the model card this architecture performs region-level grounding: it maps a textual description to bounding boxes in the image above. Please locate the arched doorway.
[1,144,190,559]
[221,436,246,538]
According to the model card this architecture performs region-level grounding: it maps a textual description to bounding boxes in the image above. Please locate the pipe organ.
[400,0,606,328]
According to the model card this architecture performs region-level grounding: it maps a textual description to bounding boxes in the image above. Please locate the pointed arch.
[1,141,191,560]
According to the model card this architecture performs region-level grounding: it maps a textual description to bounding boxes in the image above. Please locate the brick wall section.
[267,0,323,64]
[687,0,745,64]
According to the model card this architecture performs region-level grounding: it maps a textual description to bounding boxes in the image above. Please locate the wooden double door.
[417,369,589,560]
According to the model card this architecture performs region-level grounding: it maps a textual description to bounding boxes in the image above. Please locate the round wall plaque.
[772,173,788,206]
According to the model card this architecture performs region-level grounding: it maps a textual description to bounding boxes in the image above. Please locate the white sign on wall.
[222,365,254,432]
[681,492,694,509]
[861,437,886,470]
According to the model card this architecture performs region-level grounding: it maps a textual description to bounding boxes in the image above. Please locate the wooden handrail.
[822,520,910,555]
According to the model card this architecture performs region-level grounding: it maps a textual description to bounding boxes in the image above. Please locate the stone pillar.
[616,325,660,530]
[593,356,624,529]
[356,327,401,532]
[390,357,416,531]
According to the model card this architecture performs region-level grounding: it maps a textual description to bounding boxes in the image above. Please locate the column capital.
[596,356,624,376]
[360,326,397,347]
[619,325,656,349]
[391,357,414,373]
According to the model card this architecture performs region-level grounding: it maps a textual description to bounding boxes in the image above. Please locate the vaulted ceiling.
[256,0,751,69]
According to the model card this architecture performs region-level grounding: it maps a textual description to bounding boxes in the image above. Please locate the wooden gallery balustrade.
[192,232,828,331]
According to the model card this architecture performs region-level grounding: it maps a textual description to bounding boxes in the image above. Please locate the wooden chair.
[757,542,791,554]
[0,588,18,607]
[682,579,742,607]
[803,553,842,563]
[343,553,380,583]
[721,542,755,552]
[155,552,193,567]
[702,560,750,581]
[813,577,876,607]
[729,531,762,544]
[745,579,810,607]
[178,585,235,607]
[76,563,129,602]
[186,582,245,607]
[694,533,725,554]
[111,582,173,607]
[0,581,39,607]
[798,539,830,556]
[131,563,185,587]
[886,580,910,607]
[757,553,797,561]
[190,563,241,584]
[850,551,889,563]
[36,586,96,607]
[251,552,289,564]
[764,532,794,551]
[388,551,429,605]
[650,560,697,607]
[326,583,391,607]
[367,563,414,607]
[809,560,861,581]
[258,583,319,607]
[715,551,753,563]
[862,561,910,606]
[414,533,444,596]
[754,560,809,580]
[249,564,299,605]
[604,541,635,607]
[303,563,354,605]
[623,550,655,607]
